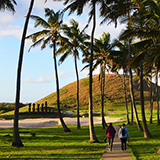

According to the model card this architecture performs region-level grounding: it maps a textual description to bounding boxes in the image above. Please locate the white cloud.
[23,75,53,83]
[0,13,15,25]
[58,70,66,78]
[0,25,22,39]
[24,0,64,10]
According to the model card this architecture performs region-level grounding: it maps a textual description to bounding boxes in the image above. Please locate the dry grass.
[35,74,153,110]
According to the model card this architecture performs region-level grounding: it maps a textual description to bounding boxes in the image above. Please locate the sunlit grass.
[0,125,106,160]
[126,122,160,160]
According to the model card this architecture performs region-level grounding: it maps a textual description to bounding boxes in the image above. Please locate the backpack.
[122,128,126,136]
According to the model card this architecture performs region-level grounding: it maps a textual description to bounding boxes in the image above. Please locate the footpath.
[101,125,135,160]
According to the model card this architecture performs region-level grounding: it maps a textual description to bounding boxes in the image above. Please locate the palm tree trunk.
[123,70,130,124]
[140,63,152,138]
[12,0,35,147]
[128,39,142,131]
[155,65,160,125]
[74,55,81,129]
[129,68,143,131]
[101,64,107,129]
[149,76,154,124]
[130,96,133,125]
[53,41,71,132]
[89,1,98,143]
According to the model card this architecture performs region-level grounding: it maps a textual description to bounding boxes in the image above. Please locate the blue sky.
[0,0,125,103]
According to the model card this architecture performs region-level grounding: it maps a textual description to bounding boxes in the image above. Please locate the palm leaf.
[30,15,50,28]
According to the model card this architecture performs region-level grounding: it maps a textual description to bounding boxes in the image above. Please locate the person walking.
[118,123,129,151]
[105,123,116,151]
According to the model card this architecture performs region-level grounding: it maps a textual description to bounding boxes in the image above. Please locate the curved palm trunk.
[12,0,35,147]
[129,68,143,131]
[123,70,130,124]
[89,1,99,142]
[101,64,107,129]
[53,41,71,132]
[130,97,133,124]
[149,76,154,124]
[128,39,142,131]
[155,65,160,125]
[74,55,81,129]
[140,64,152,138]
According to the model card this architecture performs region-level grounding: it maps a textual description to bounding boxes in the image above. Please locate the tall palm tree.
[120,0,160,128]
[111,39,143,130]
[64,0,107,142]
[12,0,35,147]
[140,63,152,138]
[26,8,71,132]
[111,40,131,125]
[57,19,90,129]
[0,0,17,12]
[128,45,143,131]
[93,32,112,129]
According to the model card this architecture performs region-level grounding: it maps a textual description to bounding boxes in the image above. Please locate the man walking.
[118,123,129,151]
[105,123,116,151]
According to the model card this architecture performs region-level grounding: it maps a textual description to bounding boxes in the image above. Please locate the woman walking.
[105,123,116,151]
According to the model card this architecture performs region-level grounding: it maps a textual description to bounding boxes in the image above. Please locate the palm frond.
[0,0,17,12]
[28,37,45,52]
[30,15,50,28]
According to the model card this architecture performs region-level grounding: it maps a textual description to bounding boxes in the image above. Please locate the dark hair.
[122,123,125,126]
[109,123,112,126]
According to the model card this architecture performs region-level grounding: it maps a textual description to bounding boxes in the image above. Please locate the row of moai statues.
[28,101,54,113]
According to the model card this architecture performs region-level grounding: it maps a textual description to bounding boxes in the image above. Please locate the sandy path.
[0,117,122,128]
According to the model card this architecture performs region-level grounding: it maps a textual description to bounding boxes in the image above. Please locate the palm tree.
[93,32,112,129]
[128,46,143,131]
[0,0,17,12]
[26,8,70,132]
[12,0,35,147]
[57,19,90,129]
[64,0,106,142]
[140,63,152,138]
[111,39,143,131]
[111,40,131,125]
[120,0,160,128]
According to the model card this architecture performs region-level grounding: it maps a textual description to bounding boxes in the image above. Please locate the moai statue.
[41,103,44,113]
[28,103,31,113]
[37,104,40,113]
[33,103,35,112]
[45,101,47,113]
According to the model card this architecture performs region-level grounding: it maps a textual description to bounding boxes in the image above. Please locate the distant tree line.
[0,103,26,113]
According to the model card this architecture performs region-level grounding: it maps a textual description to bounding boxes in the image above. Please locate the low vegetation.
[0,103,26,114]
[127,122,160,160]
[0,125,106,160]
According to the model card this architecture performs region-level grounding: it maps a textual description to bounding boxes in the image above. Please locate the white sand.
[0,117,122,128]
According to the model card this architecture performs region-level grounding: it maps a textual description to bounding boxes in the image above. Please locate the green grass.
[0,125,106,160]
[127,122,160,160]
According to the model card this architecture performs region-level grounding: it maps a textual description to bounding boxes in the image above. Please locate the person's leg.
[120,138,124,150]
[108,138,111,149]
[110,137,114,151]
[124,138,127,150]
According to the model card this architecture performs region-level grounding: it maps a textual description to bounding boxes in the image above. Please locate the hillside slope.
[35,74,153,110]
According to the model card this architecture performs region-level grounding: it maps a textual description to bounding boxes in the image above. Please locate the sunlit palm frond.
[30,15,50,28]
[28,37,45,52]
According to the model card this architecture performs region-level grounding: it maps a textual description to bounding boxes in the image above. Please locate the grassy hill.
[1,73,157,118]
[35,74,153,111]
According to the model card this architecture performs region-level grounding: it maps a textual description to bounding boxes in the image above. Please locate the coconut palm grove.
[1,0,160,159]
